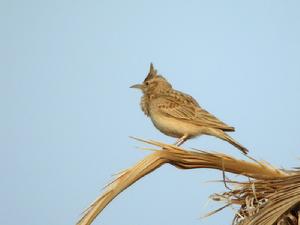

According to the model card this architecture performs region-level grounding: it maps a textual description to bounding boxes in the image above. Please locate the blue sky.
[2,1,300,225]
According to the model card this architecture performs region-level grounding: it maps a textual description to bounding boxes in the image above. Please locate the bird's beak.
[130,84,143,89]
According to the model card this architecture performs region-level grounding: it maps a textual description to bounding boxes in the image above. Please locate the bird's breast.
[149,111,205,138]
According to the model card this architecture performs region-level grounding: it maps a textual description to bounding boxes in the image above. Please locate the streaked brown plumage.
[131,63,248,154]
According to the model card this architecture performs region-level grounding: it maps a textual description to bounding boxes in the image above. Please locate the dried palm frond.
[214,173,300,225]
[77,138,298,225]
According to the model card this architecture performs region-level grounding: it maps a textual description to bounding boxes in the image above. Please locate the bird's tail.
[209,129,249,154]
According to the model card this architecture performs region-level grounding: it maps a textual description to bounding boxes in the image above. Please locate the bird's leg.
[174,135,188,146]
[174,139,181,145]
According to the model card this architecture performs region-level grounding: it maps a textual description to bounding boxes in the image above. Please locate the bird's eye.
[145,81,149,85]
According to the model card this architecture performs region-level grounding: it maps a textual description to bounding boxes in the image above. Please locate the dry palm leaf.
[227,174,300,225]
[77,138,297,225]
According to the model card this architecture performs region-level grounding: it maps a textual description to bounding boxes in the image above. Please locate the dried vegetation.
[77,138,300,225]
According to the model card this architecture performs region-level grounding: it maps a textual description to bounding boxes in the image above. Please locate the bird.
[130,63,248,154]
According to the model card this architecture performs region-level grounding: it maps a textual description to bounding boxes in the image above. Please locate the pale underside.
[141,90,234,139]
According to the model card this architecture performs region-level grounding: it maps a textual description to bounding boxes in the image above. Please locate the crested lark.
[131,63,248,154]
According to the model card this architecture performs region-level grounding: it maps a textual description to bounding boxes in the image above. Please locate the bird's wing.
[155,93,234,131]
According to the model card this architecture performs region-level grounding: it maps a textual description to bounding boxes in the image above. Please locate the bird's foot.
[174,135,188,146]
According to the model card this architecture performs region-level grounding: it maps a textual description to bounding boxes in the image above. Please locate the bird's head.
[130,63,172,95]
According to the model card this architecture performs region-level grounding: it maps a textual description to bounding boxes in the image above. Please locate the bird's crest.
[144,63,158,82]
